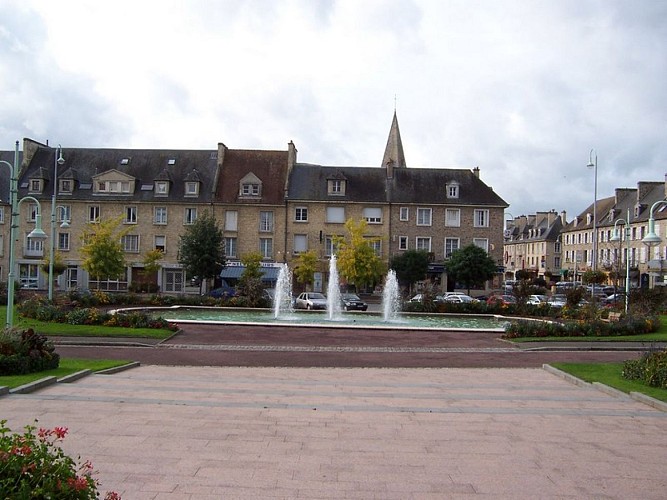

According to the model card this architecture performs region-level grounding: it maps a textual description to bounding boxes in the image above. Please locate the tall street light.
[587,149,598,296]
[0,141,49,327]
[48,145,65,301]
[641,199,667,288]
[610,209,631,314]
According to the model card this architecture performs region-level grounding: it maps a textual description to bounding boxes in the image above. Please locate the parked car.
[340,293,368,311]
[443,294,478,304]
[527,294,548,305]
[408,293,445,303]
[207,280,236,298]
[603,293,626,305]
[547,294,567,308]
[487,294,516,306]
[294,292,328,310]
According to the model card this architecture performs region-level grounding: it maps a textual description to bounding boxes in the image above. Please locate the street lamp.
[0,141,49,327]
[48,145,65,301]
[641,199,667,288]
[587,149,599,297]
[610,209,631,313]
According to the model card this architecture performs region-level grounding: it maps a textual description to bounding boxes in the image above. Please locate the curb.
[543,364,666,412]
[10,376,58,394]
[58,369,92,383]
[96,361,141,375]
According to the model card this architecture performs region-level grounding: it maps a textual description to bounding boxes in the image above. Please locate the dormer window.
[446,181,459,199]
[29,179,43,193]
[155,181,169,196]
[98,180,130,193]
[327,179,346,195]
[59,179,73,194]
[92,169,136,195]
[185,182,199,196]
[238,172,262,198]
[586,213,592,225]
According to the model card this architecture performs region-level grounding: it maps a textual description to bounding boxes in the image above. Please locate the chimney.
[637,181,662,201]
[288,140,297,168]
[473,166,480,178]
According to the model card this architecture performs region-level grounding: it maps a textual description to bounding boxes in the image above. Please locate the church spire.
[381,111,406,176]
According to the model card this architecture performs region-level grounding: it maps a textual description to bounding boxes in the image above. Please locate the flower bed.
[502,315,660,339]
[0,329,60,376]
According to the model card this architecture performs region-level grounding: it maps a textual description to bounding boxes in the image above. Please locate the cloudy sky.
[1,0,666,219]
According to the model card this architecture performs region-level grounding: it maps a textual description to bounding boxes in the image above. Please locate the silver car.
[295,292,328,310]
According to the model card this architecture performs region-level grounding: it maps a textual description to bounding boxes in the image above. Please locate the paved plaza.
[3,365,666,499]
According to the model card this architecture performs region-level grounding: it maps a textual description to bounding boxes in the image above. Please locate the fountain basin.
[136,306,509,332]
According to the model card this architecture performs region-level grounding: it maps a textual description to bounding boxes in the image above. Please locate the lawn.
[0,306,175,340]
[0,358,133,389]
[551,362,667,403]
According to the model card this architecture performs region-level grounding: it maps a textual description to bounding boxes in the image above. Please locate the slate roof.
[17,144,218,203]
[216,149,289,205]
[288,165,388,203]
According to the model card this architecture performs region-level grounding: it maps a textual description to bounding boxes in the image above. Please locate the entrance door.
[66,267,78,290]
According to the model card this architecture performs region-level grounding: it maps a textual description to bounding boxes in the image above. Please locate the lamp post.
[503,212,514,288]
[610,209,631,313]
[586,150,598,296]
[641,199,667,288]
[48,145,65,301]
[0,141,49,327]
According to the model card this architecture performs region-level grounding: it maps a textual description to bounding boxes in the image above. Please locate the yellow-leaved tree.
[334,218,385,292]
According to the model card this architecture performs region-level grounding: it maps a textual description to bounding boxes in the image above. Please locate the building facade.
[0,113,508,294]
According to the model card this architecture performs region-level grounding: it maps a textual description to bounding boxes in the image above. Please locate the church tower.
[381,111,407,179]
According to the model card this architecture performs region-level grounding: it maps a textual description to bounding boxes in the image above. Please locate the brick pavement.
[3,365,666,499]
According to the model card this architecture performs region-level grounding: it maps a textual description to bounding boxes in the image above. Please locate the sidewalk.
[3,365,666,499]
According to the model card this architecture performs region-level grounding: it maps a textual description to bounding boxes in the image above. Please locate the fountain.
[326,255,343,320]
[382,269,401,322]
[273,263,293,319]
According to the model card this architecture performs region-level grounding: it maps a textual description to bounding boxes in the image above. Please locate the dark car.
[340,293,368,311]
[207,280,236,298]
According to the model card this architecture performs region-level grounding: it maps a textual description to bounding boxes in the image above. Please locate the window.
[445,209,460,227]
[473,238,489,252]
[122,234,140,253]
[474,209,489,227]
[0,234,3,257]
[259,211,274,232]
[324,236,339,256]
[164,270,184,293]
[25,235,43,255]
[57,205,71,223]
[367,239,382,256]
[59,179,73,193]
[0,207,4,223]
[88,205,100,223]
[154,235,166,252]
[225,211,238,231]
[29,179,42,193]
[99,180,130,193]
[184,208,197,225]
[154,207,167,225]
[19,264,39,289]
[416,237,431,251]
[362,207,382,224]
[155,181,169,195]
[446,182,459,199]
[445,238,460,258]
[185,182,199,196]
[28,204,38,222]
[58,232,70,251]
[124,206,137,224]
[398,236,408,250]
[242,183,260,196]
[293,234,308,254]
[417,208,432,226]
[295,207,308,222]
[399,207,409,221]
[326,206,345,223]
[328,179,345,195]
[259,238,273,259]
[224,237,237,258]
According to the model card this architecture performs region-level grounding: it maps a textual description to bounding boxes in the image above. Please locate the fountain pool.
[144,306,508,331]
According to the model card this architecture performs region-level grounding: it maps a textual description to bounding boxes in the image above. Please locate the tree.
[389,250,430,294]
[80,216,130,288]
[178,211,225,294]
[445,244,498,295]
[334,218,385,291]
[293,250,318,291]
[236,252,265,306]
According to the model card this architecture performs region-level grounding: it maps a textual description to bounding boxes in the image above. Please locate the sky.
[1,0,666,220]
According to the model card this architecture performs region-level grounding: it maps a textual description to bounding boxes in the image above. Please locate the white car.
[443,294,478,304]
[527,295,547,305]
[294,292,328,310]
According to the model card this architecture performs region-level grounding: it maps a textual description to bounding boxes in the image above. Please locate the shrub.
[503,315,660,339]
[0,328,60,376]
[623,349,667,389]
[0,420,120,499]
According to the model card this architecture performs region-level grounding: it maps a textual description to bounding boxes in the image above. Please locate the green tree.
[389,250,430,295]
[334,219,385,291]
[445,244,498,295]
[236,252,265,306]
[80,216,130,288]
[293,250,319,291]
[178,211,225,294]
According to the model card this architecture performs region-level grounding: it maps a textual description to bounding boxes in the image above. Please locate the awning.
[220,265,280,282]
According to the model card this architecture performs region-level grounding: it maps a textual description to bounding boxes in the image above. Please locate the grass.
[0,306,175,340]
[0,358,132,389]
[551,362,667,403]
